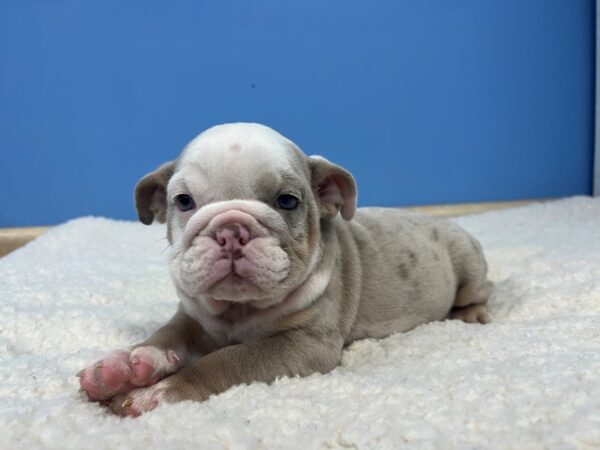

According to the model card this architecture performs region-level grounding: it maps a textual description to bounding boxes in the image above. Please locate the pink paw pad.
[77,347,179,401]
[78,350,133,401]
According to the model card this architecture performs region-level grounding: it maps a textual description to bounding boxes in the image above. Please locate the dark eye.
[277,194,299,210]
[174,194,196,212]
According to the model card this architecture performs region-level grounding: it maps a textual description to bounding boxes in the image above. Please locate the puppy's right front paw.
[77,347,180,401]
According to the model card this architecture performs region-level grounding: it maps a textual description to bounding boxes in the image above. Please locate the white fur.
[130,346,179,376]
[164,125,321,346]
[122,380,169,414]
[181,123,296,172]
[176,200,288,249]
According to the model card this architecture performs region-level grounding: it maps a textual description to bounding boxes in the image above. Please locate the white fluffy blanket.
[1,197,599,449]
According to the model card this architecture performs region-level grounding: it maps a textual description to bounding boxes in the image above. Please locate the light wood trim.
[404,199,545,217]
[0,199,548,258]
[0,226,49,258]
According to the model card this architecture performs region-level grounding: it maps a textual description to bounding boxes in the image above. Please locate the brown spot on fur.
[397,263,410,279]
[431,228,439,241]
[409,279,422,299]
[408,251,417,264]
[433,252,441,262]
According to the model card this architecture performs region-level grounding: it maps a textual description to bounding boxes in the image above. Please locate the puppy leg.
[449,279,493,324]
[78,309,212,401]
[448,235,493,324]
[110,328,344,416]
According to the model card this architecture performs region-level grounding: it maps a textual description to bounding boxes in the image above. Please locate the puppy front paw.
[109,381,170,417]
[109,373,212,417]
[77,347,180,401]
[128,346,180,386]
[109,375,187,417]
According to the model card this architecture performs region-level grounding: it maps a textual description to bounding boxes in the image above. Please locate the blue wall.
[0,0,595,226]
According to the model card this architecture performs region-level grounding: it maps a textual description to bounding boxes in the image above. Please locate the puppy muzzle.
[174,200,291,300]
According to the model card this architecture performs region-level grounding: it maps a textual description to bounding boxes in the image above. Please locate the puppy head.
[135,123,356,319]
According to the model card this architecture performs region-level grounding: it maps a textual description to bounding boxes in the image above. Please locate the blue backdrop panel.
[0,0,595,226]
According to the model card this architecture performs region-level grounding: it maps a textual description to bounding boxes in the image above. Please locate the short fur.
[78,123,493,416]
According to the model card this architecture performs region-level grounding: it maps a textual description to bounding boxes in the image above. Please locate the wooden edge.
[0,199,548,258]
[0,226,50,258]
[404,199,548,217]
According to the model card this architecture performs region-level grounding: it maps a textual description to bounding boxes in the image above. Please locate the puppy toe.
[78,350,133,401]
[110,383,167,417]
[129,346,180,386]
[78,347,179,402]
[448,304,490,324]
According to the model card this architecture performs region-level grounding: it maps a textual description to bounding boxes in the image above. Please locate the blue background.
[0,0,595,226]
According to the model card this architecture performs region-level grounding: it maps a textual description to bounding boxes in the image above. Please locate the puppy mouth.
[208,269,272,297]
[176,205,291,304]
[179,235,290,297]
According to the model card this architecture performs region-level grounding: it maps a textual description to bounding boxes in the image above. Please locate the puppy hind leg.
[449,280,493,324]
[453,279,493,307]
[448,303,490,324]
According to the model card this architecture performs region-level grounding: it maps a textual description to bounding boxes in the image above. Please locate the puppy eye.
[174,194,196,212]
[277,194,299,210]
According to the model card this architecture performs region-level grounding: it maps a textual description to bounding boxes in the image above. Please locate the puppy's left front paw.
[78,346,180,401]
[109,377,195,417]
[109,374,211,417]
[109,381,170,417]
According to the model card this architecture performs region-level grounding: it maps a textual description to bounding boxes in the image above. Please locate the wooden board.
[0,226,50,258]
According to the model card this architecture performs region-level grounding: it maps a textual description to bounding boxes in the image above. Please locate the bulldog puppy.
[78,123,493,416]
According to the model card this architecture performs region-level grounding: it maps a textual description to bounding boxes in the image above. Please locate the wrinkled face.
[135,123,356,325]
[168,125,321,312]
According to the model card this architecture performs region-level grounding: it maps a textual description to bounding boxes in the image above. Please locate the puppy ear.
[134,161,176,225]
[308,155,357,221]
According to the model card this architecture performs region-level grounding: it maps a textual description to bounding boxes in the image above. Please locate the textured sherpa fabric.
[1,197,599,449]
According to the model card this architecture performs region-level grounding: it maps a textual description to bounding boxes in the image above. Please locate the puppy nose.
[215,223,251,249]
